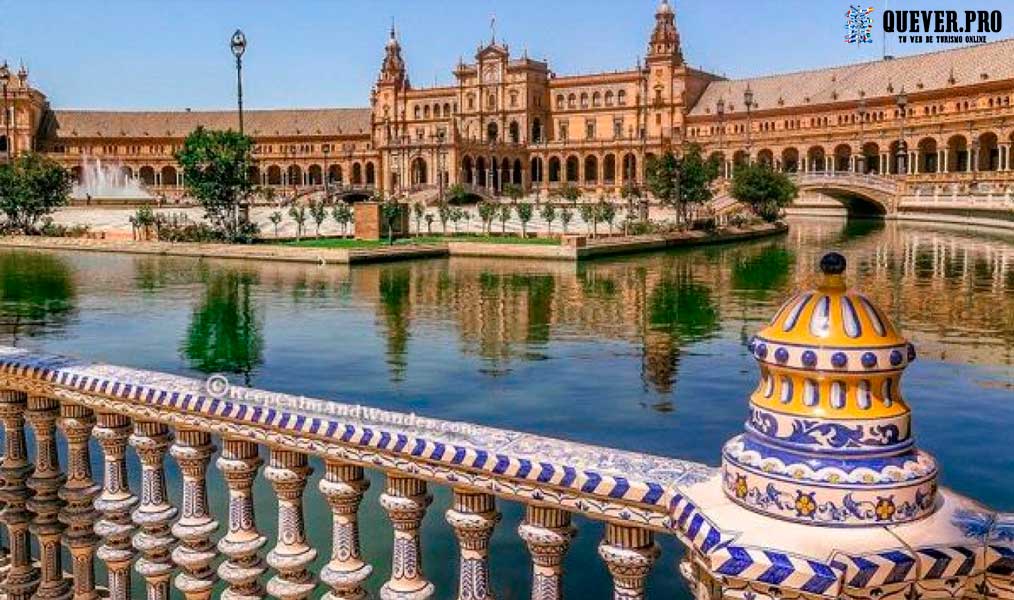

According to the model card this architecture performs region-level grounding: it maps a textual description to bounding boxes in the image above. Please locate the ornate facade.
[2,0,1013,205]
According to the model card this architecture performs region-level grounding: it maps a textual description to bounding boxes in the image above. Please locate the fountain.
[71,156,154,205]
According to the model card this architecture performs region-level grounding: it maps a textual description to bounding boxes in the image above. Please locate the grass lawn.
[281,234,560,249]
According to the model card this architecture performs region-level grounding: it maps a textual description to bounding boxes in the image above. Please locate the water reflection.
[0,252,76,345]
[378,266,412,382]
[181,269,264,384]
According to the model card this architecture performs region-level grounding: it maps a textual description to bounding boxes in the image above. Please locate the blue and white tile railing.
[0,345,1009,600]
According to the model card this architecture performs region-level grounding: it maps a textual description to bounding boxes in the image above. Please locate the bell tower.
[646,0,683,64]
[373,25,411,157]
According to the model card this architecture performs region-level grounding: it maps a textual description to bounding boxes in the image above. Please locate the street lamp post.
[743,85,754,165]
[716,97,726,177]
[896,89,908,176]
[857,98,867,174]
[230,30,249,226]
[323,144,330,196]
[436,130,446,204]
[1,63,11,162]
[230,30,247,135]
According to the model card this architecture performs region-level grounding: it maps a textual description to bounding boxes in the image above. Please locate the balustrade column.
[446,490,500,600]
[171,430,219,600]
[380,475,434,600]
[0,390,40,600]
[129,421,178,600]
[57,404,102,600]
[597,523,659,600]
[26,395,72,600]
[517,506,575,600]
[264,449,317,600]
[216,439,267,599]
[93,412,138,600]
[319,461,371,600]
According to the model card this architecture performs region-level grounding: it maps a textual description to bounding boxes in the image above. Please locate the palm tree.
[288,205,307,241]
[268,211,282,238]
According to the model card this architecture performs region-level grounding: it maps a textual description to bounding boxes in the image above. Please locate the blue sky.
[1,0,1008,111]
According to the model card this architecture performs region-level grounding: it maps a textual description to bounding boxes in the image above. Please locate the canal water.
[1,217,1012,598]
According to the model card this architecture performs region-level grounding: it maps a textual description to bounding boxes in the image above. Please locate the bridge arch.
[792,173,894,217]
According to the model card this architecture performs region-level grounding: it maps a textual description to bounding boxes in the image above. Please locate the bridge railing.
[0,347,717,600]
[788,171,899,194]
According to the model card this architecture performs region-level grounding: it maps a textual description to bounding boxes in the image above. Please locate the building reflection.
[109,218,1014,400]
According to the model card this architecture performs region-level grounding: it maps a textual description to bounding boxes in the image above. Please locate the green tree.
[598,199,617,235]
[437,201,451,234]
[331,202,353,236]
[559,206,574,234]
[515,202,533,237]
[380,196,403,244]
[308,199,327,238]
[550,183,581,204]
[268,211,283,238]
[174,127,256,241]
[540,202,557,234]
[620,181,645,223]
[449,206,464,233]
[424,213,434,235]
[478,201,497,234]
[578,203,595,235]
[447,183,471,205]
[731,162,798,222]
[503,183,524,204]
[498,203,511,235]
[645,145,720,226]
[412,202,425,235]
[0,151,72,234]
[288,205,307,241]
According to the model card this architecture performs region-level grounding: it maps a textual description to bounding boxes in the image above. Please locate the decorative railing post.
[93,412,138,600]
[379,475,434,600]
[170,430,219,600]
[319,461,372,600]
[57,403,102,600]
[129,421,178,600]
[264,449,317,600]
[26,394,72,600]
[216,438,267,599]
[517,506,575,600]
[446,490,500,600]
[597,524,659,600]
[0,390,39,600]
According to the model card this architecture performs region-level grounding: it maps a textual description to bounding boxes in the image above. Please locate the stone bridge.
[788,172,900,216]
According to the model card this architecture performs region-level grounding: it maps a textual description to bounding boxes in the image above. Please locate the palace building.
[2,0,1013,209]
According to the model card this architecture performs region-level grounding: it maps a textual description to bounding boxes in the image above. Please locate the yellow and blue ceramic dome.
[722,252,938,526]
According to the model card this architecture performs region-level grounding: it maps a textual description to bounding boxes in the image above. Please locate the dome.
[721,252,938,527]
[657,0,674,15]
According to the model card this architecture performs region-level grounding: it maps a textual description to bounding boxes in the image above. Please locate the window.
[605,91,614,106]
[510,92,518,107]
[580,93,589,108]
[487,94,496,109]
[467,94,475,110]
[414,106,421,119]
[556,95,565,109]
[613,119,623,139]
[617,90,627,105]
[592,92,601,107]
[568,94,576,109]
[559,121,568,141]
[585,120,595,140]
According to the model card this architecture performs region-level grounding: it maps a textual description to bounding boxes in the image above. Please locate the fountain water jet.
[71,156,154,204]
